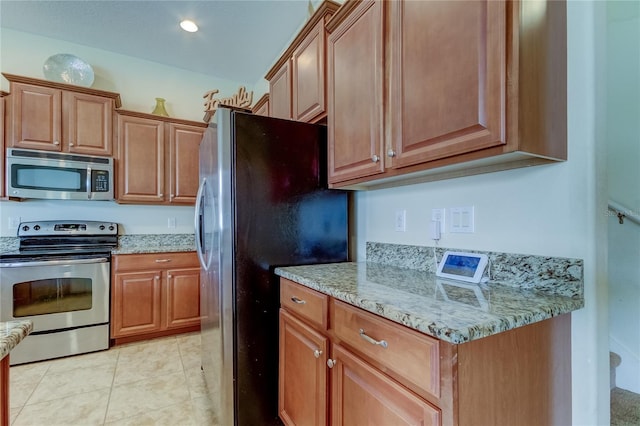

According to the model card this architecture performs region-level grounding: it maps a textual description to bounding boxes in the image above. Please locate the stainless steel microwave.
[6,148,114,201]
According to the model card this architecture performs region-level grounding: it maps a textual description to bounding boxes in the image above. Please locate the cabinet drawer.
[332,299,440,399]
[114,252,198,272]
[280,278,328,330]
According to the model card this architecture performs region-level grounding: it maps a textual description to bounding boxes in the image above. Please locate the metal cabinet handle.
[53,140,60,145]
[359,329,388,348]
[387,149,396,158]
[291,297,306,304]
[313,349,323,359]
[69,142,75,146]
[168,274,172,279]
[327,359,336,368]
[155,259,172,263]
[371,155,380,163]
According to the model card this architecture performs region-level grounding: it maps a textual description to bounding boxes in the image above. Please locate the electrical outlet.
[450,206,475,233]
[167,217,176,229]
[395,210,406,232]
[431,208,445,233]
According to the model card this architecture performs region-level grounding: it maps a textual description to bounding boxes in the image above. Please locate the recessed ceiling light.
[180,19,198,33]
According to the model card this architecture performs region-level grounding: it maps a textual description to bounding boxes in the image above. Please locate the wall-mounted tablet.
[436,251,489,284]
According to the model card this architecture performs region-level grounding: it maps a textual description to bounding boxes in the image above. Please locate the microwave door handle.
[87,166,92,199]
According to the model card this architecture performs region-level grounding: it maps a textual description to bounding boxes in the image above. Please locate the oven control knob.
[22,225,29,232]
[108,225,115,231]
[99,225,105,230]
[34,225,40,231]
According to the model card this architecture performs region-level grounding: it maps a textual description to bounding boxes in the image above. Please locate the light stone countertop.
[0,320,33,360]
[275,262,584,344]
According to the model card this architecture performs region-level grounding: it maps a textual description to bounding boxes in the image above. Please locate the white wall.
[353,2,609,424]
[0,29,249,121]
[0,29,252,236]
[606,0,640,393]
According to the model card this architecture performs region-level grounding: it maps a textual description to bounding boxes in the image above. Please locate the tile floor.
[9,332,216,425]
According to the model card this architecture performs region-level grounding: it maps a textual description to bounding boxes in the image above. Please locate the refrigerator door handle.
[194,177,209,271]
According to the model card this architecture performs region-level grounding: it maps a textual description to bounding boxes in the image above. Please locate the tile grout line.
[101,348,120,426]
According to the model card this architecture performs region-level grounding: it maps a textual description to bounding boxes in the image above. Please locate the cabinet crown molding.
[2,73,122,108]
[265,0,341,80]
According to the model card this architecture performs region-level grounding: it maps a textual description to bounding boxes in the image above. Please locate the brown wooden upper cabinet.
[326,0,567,189]
[265,0,340,123]
[2,73,121,157]
[116,110,205,205]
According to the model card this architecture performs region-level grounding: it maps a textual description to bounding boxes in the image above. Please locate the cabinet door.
[111,270,163,337]
[168,123,203,204]
[388,0,507,168]
[327,0,385,184]
[292,20,327,123]
[330,344,440,426]
[279,310,328,426]
[63,92,113,156]
[269,61,292,120]
[164,267,201,329]
[9,83,62,151]
[117,114,165,203]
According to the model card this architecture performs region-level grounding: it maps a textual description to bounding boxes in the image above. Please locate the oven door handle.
[0,257,110,268]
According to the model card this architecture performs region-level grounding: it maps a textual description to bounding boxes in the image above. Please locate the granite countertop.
[275,262,584,344]
[1,320,33,360]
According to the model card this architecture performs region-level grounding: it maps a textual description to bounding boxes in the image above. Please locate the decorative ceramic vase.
[152,97,169,117]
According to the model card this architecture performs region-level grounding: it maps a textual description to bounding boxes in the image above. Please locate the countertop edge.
[1,320,33,360]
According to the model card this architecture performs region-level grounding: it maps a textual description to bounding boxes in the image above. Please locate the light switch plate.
[450,206,474,233]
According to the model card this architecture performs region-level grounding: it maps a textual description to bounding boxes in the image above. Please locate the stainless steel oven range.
[0,220,118,365]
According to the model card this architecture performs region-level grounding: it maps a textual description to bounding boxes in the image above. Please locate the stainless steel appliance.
[6,148,114,200]
[0,220,118,365]
[196,108,348,425]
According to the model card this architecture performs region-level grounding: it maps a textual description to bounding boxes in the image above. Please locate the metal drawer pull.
[291,297,306,304]
[327,359,336,368]
[313,349,323,359]
[359,329,388,348]
[155,259,172,263]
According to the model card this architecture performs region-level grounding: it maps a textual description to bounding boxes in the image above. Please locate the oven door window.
[12,165,87,192]
[13,278,93,317]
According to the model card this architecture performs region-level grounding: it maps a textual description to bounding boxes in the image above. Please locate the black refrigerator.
[195,107,348,426]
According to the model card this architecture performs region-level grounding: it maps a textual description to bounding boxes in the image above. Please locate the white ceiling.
[0,0,316,84]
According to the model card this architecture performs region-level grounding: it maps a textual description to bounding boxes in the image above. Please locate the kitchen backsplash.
[114,233,195,253]
[366,242,583,298]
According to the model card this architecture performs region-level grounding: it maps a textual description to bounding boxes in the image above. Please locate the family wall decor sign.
[203,86,253,122]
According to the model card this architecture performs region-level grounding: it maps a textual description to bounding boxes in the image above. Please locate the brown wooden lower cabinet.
[111,252,201,344]
[278,278,571,426]
[1,356,9,426]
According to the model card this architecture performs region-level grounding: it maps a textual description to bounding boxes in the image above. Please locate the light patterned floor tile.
[105,371,191,423]
[9,332,206,425]
[26,362,115,405]
[104,400,197,426]
[9,361,50,386]
[13,388,111,426]
[9,380,38,409]
[45,348,119,374]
